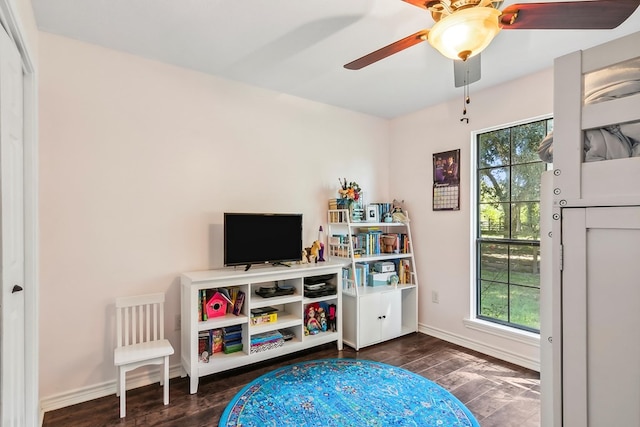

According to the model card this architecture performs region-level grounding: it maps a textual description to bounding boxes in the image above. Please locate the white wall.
[39,28,554,408]
[38,32,390,403]
[389,68,553,369]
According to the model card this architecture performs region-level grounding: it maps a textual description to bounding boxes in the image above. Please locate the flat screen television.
[224,213,303,270]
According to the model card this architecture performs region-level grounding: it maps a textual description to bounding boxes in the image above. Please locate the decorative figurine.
[309,240,321,263]
[306,305,321,334]
[318,307,327,332]
[328,304,337,332]
[392,199,410,223]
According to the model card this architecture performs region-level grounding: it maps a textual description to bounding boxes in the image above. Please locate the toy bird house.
[206,291,232,318]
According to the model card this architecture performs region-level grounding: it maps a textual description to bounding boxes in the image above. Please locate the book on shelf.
[223,330,242,341]
[200,289,208,321]
[355,262,370,287]
[397,259,411,284]
[342,267,353,290]
[250,330,284,353]
[211,329,223,353]
[223,324,242,334]
[395,233,409,253]
[198,331,210,362]
[227,287,238,312]
[352,230,383,256]
[232,290,245,315]
[223,339,243,354]
[221,325,243,353]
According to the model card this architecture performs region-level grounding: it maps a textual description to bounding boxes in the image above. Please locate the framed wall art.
[366,204,379,222]
[433,149,460,211]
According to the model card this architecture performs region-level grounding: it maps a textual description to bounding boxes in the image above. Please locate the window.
[475,118,552,333]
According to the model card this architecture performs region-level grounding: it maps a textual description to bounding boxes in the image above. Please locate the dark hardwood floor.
[42,333,540,426]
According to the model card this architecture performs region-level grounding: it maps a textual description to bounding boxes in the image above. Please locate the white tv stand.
[180,262,343,393]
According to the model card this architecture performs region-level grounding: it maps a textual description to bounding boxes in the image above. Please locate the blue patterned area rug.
[219,358,480,427]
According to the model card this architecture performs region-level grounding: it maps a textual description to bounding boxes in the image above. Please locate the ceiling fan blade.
[402,0,430,10]
[344,29,429,70]
[454,54,481,88]
[501,0,640,30]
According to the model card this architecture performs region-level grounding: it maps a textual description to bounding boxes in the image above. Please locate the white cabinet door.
[380,290,401,341]
[562,207,640,427]
[359,293,382,347]
[358,290,401,347]
[0,24,25,427]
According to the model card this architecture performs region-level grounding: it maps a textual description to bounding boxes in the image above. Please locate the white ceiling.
[31,0,640,118]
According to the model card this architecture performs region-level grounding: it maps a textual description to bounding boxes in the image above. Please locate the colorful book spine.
[201,289,208,321]
[198,331,210,362]
[233,290,245,315]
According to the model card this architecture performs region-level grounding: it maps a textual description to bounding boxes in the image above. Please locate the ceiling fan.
[344,0,640,71]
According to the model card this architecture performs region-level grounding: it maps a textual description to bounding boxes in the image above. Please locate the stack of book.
[250,330,284,354]
[222,325,243,354]
[198,328,223,362]
[354,262,370,287]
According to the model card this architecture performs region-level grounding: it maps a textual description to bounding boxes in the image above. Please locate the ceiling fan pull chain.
[460,71,470,124]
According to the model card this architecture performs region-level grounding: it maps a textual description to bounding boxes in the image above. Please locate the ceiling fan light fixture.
[428,7,501,60]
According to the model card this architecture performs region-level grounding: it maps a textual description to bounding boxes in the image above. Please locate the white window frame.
[467,114,552,340]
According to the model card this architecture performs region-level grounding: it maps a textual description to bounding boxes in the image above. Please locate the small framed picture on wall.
[366,205,379,222]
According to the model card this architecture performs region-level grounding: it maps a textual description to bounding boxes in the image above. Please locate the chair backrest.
[115,293,166,348]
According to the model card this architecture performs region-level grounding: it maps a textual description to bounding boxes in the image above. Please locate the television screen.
[224,213,303,268]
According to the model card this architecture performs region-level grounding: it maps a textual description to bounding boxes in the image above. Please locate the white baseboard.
[419,323,540,372]
[39,364,184,419]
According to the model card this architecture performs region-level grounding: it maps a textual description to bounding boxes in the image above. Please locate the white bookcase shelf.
[328,209,419,350]
[180,262,343,393]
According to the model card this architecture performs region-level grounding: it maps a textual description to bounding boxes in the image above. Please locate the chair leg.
[115,367,120,397]
[163,356,170,405]
[119,368,126,418]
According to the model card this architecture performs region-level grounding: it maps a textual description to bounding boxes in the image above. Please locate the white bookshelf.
[180,262,343,393]
[327,209,418,350]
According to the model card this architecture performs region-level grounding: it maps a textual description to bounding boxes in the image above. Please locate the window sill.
[463,318,540,347]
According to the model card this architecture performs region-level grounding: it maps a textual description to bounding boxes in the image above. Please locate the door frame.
[0,1,38,425]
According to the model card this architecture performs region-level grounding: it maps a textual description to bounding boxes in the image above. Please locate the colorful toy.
[392,199,410,223]
[318,307,327,332]
[309,240,321,263]
[328,304,337,332]
[306,304,321,334]
[206,291,232,318]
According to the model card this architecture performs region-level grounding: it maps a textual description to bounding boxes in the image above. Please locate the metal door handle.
[12,285,23,293]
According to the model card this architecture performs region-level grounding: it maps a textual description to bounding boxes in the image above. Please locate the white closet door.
[562,206,640,426]
[0,24,25,426]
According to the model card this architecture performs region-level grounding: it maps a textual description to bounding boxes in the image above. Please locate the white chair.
[114,292,175,418]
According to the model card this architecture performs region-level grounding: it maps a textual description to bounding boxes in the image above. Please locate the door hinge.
[559,244,564,271]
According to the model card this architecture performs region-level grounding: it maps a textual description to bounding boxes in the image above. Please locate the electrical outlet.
[432,291,439,304]
[175,314,181,331]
